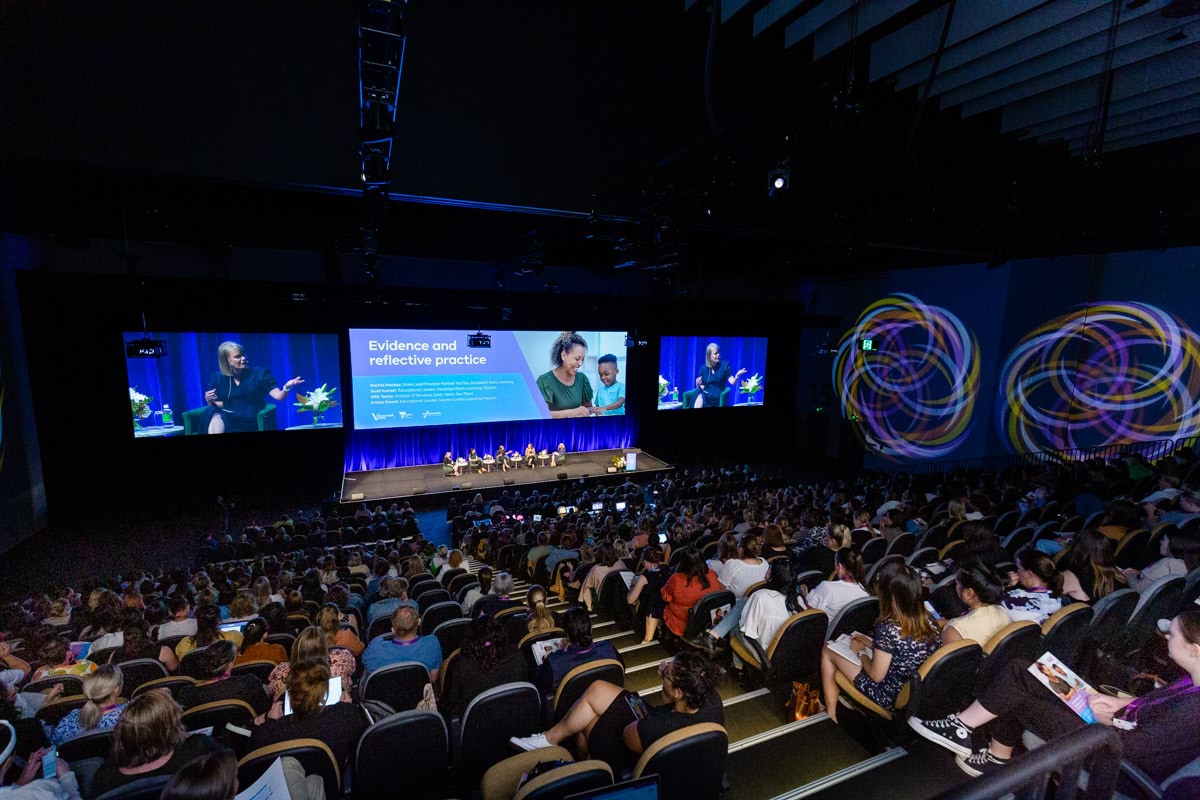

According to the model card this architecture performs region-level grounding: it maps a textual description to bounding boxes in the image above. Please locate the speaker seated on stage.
[468,448,484,474]
[550,443,567,468]
[443,452,462,477]
[496,446,513,472]
[524,443,538,468]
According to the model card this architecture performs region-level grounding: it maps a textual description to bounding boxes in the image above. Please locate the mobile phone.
[625,694,649,720]
[42,746,57,780]
[658,533,668,544]
[923,600,942,621]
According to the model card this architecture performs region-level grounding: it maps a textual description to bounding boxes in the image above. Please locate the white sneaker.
[509,733,552,751]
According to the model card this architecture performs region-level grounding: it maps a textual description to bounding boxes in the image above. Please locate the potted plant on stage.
[294,383,339,427]
[130,387,153,431]
[737,373,764,406]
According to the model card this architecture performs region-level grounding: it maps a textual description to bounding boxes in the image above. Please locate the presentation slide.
[348,329,628,429]
[124,332,343,437]
[657,335,768,410]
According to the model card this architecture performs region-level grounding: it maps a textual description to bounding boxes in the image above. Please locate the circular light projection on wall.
[997,302,1200,453]
[833,293,980,460]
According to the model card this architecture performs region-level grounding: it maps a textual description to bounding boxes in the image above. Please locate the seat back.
[553,659,625,722]
[906,547,940,568]
[632,723,728,800]
[1140,524,1174,570]
[515,761,613,800]
[354,710,449,800]
[885,532,917,559]
[975,621,1043,693]
[457,682,543,788]
[417,589,452,613]
[93,775,174,800]
[230,659,277,684]
[410,581,441,601]
[794,570,824,592]
[56,727,115,762]
[178,646,213,679]
[1002,525,1036,556]
[367,615,395,642]
[112,658,169,695]
[596,571,634,629]
[238,738,341,800]
[927,573,968,620]
[992,511,1018,540]
[456,581,481,605]
[448,573,477,596]
[864,555,904,592]
[826,596,880,640]
[180,699,256,732]
[420,601,462,635]
[902,641,984,721]
[860,538,887,565]
[1125,575,1187,652]
[481,747,575,800]
[764,609,827,685]
[24,675,83,696]
[433,618,471,658]
[1040,603,1093,670]
[36,694,87,727]
[264,633,295,651]
[88,646,121,666]
[685,590,736,640]
[130,675,196,699]
[361,661,430,712]
[1085,588,1139,652]
[1114,529,1150,569]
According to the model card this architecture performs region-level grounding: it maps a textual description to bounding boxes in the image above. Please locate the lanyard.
[1121,678,1200,723]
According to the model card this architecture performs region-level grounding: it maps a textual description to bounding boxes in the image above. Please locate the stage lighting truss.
[358,0,407,189]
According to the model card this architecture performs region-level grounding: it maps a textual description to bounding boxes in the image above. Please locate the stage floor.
[341,448,671,503]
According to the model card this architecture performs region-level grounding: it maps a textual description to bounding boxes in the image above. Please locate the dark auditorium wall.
[797,246,1200,466]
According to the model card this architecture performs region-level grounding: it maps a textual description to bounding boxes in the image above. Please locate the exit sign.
[860,338,875,352]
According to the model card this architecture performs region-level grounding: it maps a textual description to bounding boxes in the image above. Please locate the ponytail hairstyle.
[240,618,269,653]
[827,525,852,550]
[834,547,867,586]
[525,585,555,634]
[79,664,124,730]
[1016,550,1065,595]
[766,559,802,614]
[315,604,342,641]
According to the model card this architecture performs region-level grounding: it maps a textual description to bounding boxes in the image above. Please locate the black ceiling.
[1,0,1196,280]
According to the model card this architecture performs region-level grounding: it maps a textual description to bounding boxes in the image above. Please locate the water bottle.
[671,386,678,403]
[162,404,173,426]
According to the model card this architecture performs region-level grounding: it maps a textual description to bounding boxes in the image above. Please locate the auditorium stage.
[340,448,671,504]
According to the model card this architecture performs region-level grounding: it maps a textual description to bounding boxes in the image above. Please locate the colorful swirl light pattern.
[833,294,980,460]
[997,302,1200,453]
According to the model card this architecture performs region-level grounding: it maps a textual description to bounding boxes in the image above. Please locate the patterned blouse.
[267,647,356,699]
[51,704,124,745]
[853,620,940,709]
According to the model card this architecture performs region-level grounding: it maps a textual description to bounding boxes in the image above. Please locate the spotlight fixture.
[468,331,492,348]
[767,166,790,198]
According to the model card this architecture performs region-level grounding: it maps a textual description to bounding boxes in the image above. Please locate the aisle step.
[786,741,966,800]
[723,692,806,746]
[722,718,872,800]
[620,642,670,669]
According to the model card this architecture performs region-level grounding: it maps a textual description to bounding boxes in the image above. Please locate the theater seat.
[229,659,276,685]
[239,738,340,800]
[1041,603,1093,670]
[515,761,613,800]
[975,621,1042,693]
[456,682,543,789]
[632,723,728,800]
[130,675,196,699]
[684,590,735,641]
[35,695,87,727]
[553,659,625,722]
[730,609,826,686]
[361,661,430,712]
[354,710,449,800]
[93,775,173,800]
[518,628,566,677]
[838,640,983,726]
[180,699,256,732]
[826,596,879,640]
[481,747,574,800]
[57,727,115,762]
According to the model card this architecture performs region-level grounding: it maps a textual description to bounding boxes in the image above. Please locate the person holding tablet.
[536,332,595,418]
[693,342,746,408]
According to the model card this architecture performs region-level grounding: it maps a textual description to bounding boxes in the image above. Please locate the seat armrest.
[1119,759,1164,800]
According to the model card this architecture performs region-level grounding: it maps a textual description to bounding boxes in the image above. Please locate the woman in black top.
[443,617,526,717]
[250,659,367,775]
[627,547,669,644]
[693,342,746,408]
[201,340,304,435]
[176,640,271,715]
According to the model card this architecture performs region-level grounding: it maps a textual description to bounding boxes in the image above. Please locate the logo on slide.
[422,410,442,419]
[397,411,413,419]
[371,412,394,422]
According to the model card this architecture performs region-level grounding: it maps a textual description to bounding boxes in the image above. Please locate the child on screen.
[593,354,625,416]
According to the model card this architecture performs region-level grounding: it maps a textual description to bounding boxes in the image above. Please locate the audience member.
[443,616,526,717]
[360,607,442,682]
[267,628,357,700]
[939,563,1010,645]
[50,664,124,745]
[176,640,270,714]
[661,549,721,640]
[626,547,668,644]
[235,618,288,665]
[803,547,869,619]
[175,605,242,659]
[1002,551,1064,624]
[536,607,620,698]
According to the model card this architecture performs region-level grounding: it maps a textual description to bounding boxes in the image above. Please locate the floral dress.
[853,620,940,709]
[267,647,356,699]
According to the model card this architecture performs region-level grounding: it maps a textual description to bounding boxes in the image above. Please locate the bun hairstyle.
[80,664,124,730]
[740,536,762,559]
[835,547,867,585]
[956,561,1006,605]
[550,332,588,367]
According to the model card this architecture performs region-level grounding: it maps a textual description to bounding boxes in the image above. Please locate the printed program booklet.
[530,637,567,666]
[1028,651,1096,723]
[827,632,873,663]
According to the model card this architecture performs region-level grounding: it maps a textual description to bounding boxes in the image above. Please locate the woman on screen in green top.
[535,331,595,418]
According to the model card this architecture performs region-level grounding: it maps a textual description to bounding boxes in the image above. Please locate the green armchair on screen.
[680,388,731,409]
[182,403,277,435]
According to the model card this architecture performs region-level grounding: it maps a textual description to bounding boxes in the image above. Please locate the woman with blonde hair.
[226,592,258,622]
[693,342,747,408]
[266,627,356,700]
[51,664,125,745]
[89,689,223,797]
[316,603,364,657]
[525,586,556,635]
[437,550,465,584]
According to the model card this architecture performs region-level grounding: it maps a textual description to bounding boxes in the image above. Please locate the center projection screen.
[349,329,628,429]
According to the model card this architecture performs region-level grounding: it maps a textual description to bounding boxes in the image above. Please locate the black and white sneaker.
[955,749,1009,777]
[907,714,974,757]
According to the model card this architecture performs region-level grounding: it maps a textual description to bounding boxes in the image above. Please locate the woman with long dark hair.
[1061,529,1128,603]
[444,616,525,716]
[940,563,1009,645]
[820,562,940,723]
[627,547,669,644]
[734,559,804,663]
[661,549,721,639]
[804,547,869,619]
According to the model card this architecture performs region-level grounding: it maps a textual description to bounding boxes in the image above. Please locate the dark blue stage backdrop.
[657,335,769,409]
[124,331,343,435]
[342,415,638,471]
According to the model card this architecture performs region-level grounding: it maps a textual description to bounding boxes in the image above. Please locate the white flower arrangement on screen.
[738,373,764,396]
[130,387,153,430]
[294,383,338,425]
[658,375,670,398]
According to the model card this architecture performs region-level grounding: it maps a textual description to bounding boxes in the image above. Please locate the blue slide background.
[124,331,343,435]
[657,336,769,408]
